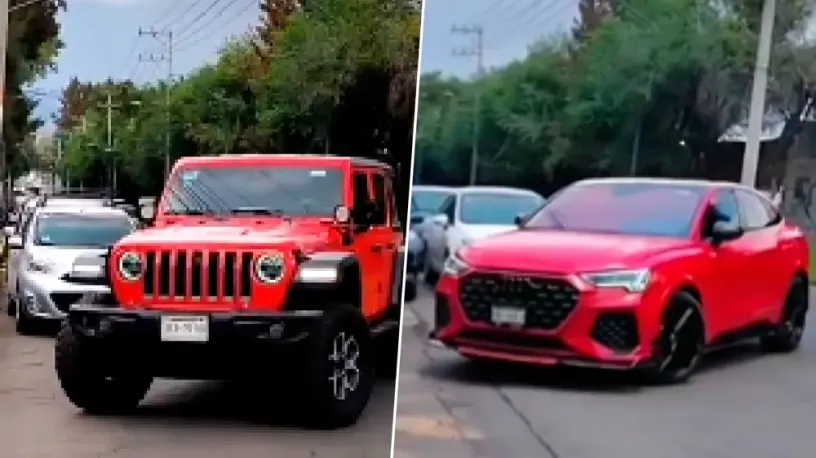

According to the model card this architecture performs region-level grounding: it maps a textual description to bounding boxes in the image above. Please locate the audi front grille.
[143,250,253,302]
[458,273,580,330]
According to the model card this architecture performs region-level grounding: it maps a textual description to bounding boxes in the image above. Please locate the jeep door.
[369,170,400,313]
[351,170,385,318]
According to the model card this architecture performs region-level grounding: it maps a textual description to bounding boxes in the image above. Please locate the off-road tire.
[761,276,808,353]
[301,303,375,429]
[375,327,400,379]
[641,292,704,385]
[55,322,153,415]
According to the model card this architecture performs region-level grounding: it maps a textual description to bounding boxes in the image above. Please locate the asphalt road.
[0,304,395,458]
[393,282,816,458]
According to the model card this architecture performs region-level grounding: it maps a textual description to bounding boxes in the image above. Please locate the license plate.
[491,307,525,326]
[160,315,209,342]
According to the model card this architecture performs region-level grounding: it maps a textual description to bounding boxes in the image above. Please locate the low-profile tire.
[55,322,153,415]
[301,303,375,429]
[761,276,808,353]
[641,292,704,385]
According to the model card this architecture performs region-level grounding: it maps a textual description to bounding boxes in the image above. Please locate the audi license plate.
[491,307,525,326]
[160,315,209,342]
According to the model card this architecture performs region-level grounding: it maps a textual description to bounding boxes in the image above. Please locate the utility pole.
[452,24,484,185]
[741,0,776,188]
[0,0,9,221]
[138,27,173,179]
[99,93,119,195]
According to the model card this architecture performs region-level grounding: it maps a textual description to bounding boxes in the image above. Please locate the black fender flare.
[289,252,362,308]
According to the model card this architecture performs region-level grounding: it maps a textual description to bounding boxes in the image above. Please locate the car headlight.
[581,269,651,293]
[27,258,54,274]
[118,252,143,281]
[442,251,470,277]
[255,252,286,284]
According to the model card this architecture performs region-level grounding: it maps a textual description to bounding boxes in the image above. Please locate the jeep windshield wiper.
[231,207,284,217]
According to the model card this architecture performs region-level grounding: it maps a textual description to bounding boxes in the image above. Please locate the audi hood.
[460,229,696,273]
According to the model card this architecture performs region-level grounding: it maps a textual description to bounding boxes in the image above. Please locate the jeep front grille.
[143,250,254,301]
[458,273,580,330]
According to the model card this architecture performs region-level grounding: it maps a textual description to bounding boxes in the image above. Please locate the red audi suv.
[431,178,810,383]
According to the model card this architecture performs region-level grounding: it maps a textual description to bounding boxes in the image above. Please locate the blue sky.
[31,0,579,133]
[419,0,578,77]
[32,0,261,132]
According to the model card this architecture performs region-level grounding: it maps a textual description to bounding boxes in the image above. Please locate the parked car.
[5,206,136,334]
[423,186,545,283]
[430,177,809,384]
[409,185,456,241]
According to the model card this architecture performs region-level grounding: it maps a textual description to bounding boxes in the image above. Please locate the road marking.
[396,414,483,440]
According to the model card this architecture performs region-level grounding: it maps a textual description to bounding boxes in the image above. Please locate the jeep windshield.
[523,181,706,238]
[34,214,134,247]
[162,165,343,217]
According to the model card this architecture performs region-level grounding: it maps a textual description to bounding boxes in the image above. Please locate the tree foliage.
[416,0,816,194]
[57,0,420,214]
[7,0,65,176]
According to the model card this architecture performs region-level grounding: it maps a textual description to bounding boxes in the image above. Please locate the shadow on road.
[418,341,768,393]
[20,322,394,431]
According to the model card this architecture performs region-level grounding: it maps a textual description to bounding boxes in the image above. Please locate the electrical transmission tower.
[452,24,484,185]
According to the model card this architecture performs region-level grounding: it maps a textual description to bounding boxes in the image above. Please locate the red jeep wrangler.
[54,154,405,428]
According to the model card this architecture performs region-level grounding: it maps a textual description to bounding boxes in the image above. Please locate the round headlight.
[255,252,285,283]
[118,252,143,281]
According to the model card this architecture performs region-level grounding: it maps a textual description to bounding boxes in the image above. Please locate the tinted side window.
[703,190,739,238]
[736,190,772,230]
[352,172,370,209]
[370,173,387,225]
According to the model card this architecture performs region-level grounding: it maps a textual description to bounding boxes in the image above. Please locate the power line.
[138,27,174,179]
[452,23,484,185]
[174,0,258,52]
[173,0,231,40]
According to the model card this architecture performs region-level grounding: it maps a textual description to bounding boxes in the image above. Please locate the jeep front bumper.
[66,305,324,379]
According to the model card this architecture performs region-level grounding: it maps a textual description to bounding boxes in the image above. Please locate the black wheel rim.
[659,305,701,376]
[328,331,361,401]
[784,286,807,342]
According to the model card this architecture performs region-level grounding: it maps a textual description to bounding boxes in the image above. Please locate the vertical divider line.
[388,1,428,456]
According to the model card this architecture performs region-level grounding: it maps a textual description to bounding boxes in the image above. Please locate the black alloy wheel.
[761,276,808,353]
[643,292,704,385]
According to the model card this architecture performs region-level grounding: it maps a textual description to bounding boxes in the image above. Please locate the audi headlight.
[442,251,470,277]
[118,252,143,281]
[255,252,286,284]
[581,269,651,293]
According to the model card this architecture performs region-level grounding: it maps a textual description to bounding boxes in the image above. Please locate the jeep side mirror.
[334,205,351,224]
[139,201,156,223]
[711,220,742,244]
